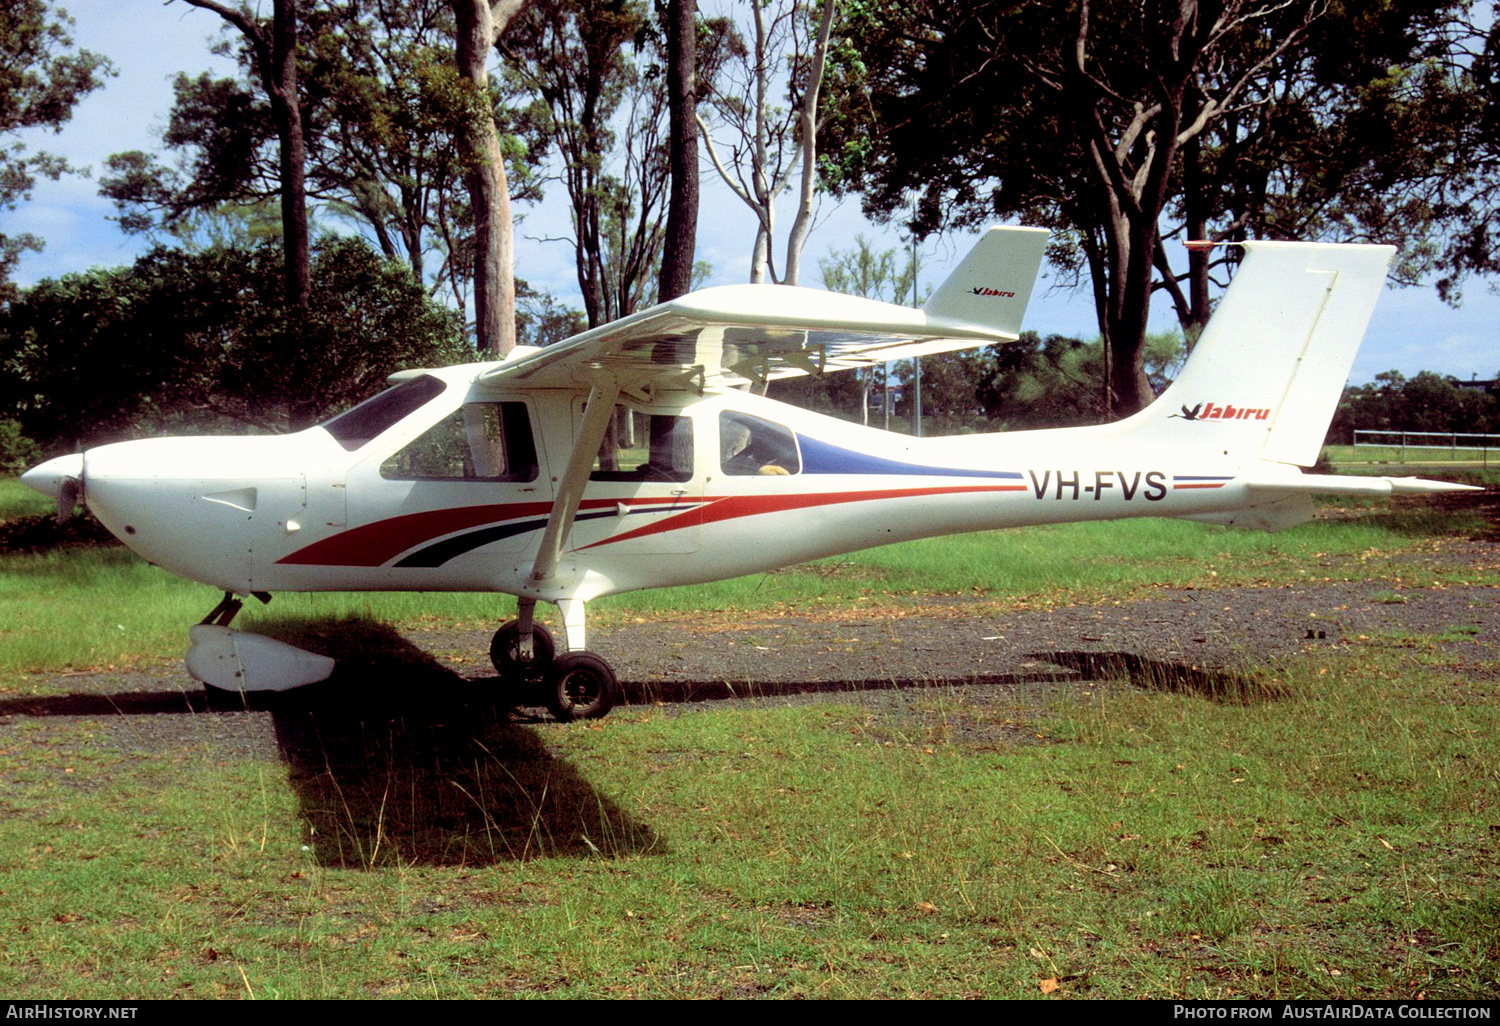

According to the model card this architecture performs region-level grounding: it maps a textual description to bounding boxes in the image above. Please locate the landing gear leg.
[201,591,243,627]
[556,598,586,652]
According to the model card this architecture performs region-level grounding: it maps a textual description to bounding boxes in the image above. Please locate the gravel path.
[2,532,1494,764]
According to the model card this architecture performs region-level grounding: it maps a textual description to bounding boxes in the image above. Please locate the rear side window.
[381,402,538,482]
[721,411,799,475]
[322,375,446,451]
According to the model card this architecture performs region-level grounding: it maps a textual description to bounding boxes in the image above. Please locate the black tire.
[489,620,556,681]
[546,651,618,722]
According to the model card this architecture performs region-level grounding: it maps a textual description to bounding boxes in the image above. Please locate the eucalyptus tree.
[99,0,539,327]
[171,0,312,317]
[821,0,1477,416]
[501,0,670,326]
[452,0,530,353]
[696,0,837,285]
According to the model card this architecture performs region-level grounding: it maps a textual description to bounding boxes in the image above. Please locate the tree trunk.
[1106,228,1158,416]
[270,0,309,317]
[182,0,313,428]
[657,0,698,303]
[781,0,836,287]
[453,0,525,356]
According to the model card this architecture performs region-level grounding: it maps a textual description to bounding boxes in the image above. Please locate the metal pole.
[911,216,921,437]
[906,358,918,435]
[915,358,922,437]
[882,362,891,430]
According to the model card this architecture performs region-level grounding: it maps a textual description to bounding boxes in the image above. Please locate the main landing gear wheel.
[546,651,618,722]
[490,620,556,681]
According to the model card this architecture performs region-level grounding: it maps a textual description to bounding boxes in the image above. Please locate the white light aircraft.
[21,228,1476,719]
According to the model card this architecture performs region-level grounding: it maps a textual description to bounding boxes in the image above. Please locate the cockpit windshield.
[320,375,447,451]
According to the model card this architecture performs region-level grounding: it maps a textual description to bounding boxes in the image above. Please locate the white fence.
[1352,429,1499,465]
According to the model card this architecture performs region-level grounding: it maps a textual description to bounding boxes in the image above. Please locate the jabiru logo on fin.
[1170,401,1271,422]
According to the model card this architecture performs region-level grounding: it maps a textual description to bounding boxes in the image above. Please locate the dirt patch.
[0,511,118,554]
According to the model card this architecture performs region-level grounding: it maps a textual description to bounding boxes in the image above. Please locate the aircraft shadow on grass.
[0,619,663,868]
[247,618,664,868]
[584,649,1279,708]
[0,625,1281,867]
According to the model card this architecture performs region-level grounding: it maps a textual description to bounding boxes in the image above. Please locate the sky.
[8,0,1499,388]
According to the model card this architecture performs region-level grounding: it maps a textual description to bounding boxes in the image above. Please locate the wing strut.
[516,374,619,655]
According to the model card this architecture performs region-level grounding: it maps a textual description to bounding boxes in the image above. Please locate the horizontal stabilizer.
[1179,495,1315,532]
[1245,472,1482,496]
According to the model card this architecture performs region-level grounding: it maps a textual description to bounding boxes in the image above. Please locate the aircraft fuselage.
[50,361,1265,609]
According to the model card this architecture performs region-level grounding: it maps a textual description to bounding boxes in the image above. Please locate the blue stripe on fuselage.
[795,434,1022,479]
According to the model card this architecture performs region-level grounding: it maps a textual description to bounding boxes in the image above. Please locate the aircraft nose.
[20,453,84,502]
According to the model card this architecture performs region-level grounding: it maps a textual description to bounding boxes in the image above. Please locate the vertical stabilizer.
[922,226,1050,339]
[1124,241,1394,467]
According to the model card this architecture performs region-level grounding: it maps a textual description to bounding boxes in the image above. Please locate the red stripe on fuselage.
[277,497,674,566]
[279,486,1028,567]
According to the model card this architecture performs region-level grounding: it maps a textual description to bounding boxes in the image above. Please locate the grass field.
[0,476,1497,998]
[1323,445,1500,481]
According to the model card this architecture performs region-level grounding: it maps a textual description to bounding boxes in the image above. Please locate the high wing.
[477,226,1049,396]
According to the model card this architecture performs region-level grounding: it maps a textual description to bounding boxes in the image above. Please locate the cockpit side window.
[380,401,539,482]
[720,411,800,476]
[322,375,447,451]
[589,406,693,482]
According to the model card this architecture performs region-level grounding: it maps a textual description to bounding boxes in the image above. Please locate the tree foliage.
[98,0,539,312]
[515,278,586,346]
[1430,11,1500,301]
[0,237,469,450]
[820,0,1476,416]
[502,0,671,326]
[810,235,915,421]
[0,0,112,301]
[1328,370,1500,444]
